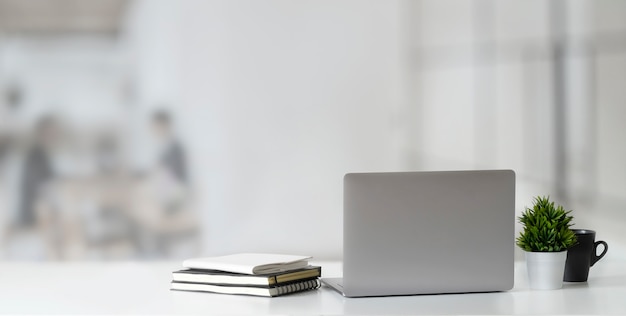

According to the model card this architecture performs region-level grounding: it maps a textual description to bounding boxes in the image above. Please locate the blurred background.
[0,0,625,261]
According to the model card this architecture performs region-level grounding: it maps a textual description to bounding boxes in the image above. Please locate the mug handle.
[591,241,608,266]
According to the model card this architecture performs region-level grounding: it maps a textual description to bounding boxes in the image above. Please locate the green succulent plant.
[516,196,577,252]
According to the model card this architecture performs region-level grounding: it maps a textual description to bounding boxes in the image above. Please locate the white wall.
[124,0,408,259]
[123,0,626,260]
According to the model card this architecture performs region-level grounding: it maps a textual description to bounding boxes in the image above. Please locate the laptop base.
[321,278,346,296]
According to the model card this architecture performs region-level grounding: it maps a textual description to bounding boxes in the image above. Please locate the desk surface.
[1,260,625,314]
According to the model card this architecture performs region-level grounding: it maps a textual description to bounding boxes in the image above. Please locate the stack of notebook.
[171,253,322,297]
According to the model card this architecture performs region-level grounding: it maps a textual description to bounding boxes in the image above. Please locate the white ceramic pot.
[525,251,567,290]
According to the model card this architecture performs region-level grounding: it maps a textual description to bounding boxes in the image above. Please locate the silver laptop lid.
[343,170,515,297]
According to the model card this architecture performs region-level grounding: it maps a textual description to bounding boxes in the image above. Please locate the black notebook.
[170,278,321,297]
[172,266,321,287]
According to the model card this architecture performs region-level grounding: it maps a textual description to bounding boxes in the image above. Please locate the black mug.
[564,229,608,282]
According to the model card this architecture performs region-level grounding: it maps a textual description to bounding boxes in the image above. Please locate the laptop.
[323,170,515,297]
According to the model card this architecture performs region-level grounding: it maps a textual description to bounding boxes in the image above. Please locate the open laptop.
[323,170,515,297]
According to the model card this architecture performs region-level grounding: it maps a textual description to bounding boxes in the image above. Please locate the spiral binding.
[274,279,321,296]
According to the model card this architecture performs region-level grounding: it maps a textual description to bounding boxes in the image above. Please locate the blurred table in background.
[2,173,199,261]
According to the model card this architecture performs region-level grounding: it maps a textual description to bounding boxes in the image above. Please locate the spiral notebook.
[170,278,321,297]
[172,266,321,286]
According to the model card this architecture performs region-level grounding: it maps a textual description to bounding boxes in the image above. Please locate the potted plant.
[516,196,577,290]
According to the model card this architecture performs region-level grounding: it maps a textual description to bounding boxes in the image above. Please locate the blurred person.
[152,110,188,186]
[18,116,57,228]
[150,110,190,217]
[3,116,63,259]
[131,110,199,258]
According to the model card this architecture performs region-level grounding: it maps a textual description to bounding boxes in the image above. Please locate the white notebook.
[182,253,312,275]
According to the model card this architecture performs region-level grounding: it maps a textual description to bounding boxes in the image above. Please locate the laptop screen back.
[343,170,515,297]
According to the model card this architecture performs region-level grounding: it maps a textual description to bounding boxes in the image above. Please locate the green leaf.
[516,196,578,252]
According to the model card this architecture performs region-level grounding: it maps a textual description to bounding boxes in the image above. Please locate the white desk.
[1,260,625,314]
